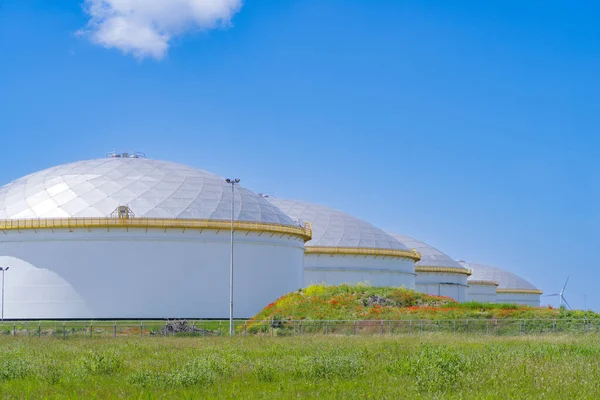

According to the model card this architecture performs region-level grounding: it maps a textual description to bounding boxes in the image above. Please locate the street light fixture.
[0,267,8,322]
[225,178,240,336]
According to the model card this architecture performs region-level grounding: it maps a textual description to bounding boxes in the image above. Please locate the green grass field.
[1,334,599,399]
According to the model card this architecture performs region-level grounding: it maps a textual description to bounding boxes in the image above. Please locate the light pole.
[0,267,8,322]
[225,178,240,336]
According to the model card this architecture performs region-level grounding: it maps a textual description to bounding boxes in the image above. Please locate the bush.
[295,352,366,380]
[77,350,123,375]
[403,344,480,393]
[128,355,234,388]
[0,353,32,381]
[252,361,278,382]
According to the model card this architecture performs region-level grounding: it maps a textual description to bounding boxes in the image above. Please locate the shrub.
[0,353,32,381]
[77,350,123,375]
[128,355,234,388]
[295,352,366,380]
[252,361,278,382]
[406,344,475,393]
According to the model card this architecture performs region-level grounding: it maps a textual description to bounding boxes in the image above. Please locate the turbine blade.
[561,296,572,310]
[561,276,570,294]
[543,294,559,297]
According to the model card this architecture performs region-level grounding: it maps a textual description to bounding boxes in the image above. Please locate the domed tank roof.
[459,261,541,292]
[0,157,296,225]
[389,233,468,271]
[265,197,409,250]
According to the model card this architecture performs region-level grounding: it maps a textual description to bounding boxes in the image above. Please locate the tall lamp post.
[225,178,240,336]
[0,267,8,322]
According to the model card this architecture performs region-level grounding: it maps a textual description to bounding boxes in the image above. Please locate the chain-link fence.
[0,319,598,338]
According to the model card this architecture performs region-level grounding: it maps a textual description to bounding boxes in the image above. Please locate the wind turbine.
[544,277,571,310]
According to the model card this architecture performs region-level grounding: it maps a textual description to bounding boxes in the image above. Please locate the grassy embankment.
[251,284,597,321]
[0,335,600,398]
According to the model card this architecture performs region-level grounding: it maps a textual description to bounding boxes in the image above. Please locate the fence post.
[113,322,116,338]
[409,320,412,334]
[26,322,28,337]
[13,322,15,336]
[353,321,357,335]
[244,321,247,336]
[381,320,385,335]
[192,321,196,337]
[486,320,489,335]
[466,320,469,334]
[325,321,329,335]
[453,320,456,334]
[388,320,392,335]
[90,322,93,339]
[299,321,303,336]
[141,321,143,337]
[38,324,41,338]
[519,320,522,335]
[420,320,423,334]
[63,323,66,340]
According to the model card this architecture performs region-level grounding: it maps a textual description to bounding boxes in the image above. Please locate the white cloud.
[80,0,243,59]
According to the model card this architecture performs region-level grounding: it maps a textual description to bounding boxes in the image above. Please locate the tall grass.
[0,334,599,398]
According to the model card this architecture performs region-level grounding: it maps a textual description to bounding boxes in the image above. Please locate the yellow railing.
[415,266,472,276]
[467,280,499,286]
[305,246,421,261]
[0,218,313,242]
[496,288,543,295]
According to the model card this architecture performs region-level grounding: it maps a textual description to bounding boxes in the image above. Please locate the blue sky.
[1,1,598,310]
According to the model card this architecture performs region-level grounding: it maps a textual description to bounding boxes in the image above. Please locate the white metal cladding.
[0,228,305,319]
[417,283,467,302]
[415,273,468,303]
[496,292,541,307]
[467,282,498,303]
[388,233,469,302]
[388,233,466,270]
[304,254,416,289]
[265,198,409,250]
[0,158,297,225]
[459,261,540,292]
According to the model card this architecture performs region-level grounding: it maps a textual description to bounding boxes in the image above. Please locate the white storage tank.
[459,261,542,306]
[389,234,471,302]
[265,198,419,289]
[0,156,311,319]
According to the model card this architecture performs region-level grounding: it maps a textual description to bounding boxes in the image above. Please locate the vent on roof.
[111,205,135,219]
[106,151,146,159]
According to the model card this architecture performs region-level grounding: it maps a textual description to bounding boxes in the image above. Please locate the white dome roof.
[0,158,296,225]
[459,261,540,292]
[389,233,468,270]
[265,197,409,250]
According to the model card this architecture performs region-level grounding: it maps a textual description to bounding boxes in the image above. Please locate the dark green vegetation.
[0,335,600,398]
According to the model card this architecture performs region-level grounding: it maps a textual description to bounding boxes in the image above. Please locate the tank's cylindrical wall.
[467,283,497,303]
[496,292,540,307]
[303,254,415,289]
[0,228,305,319]
[415,272,469,302]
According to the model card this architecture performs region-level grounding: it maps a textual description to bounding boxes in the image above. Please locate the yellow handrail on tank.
[0,218,313,242]
[467,280,499,286]
[415,266,473,276]
[305,246,421,261]
[496,288,543,295]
